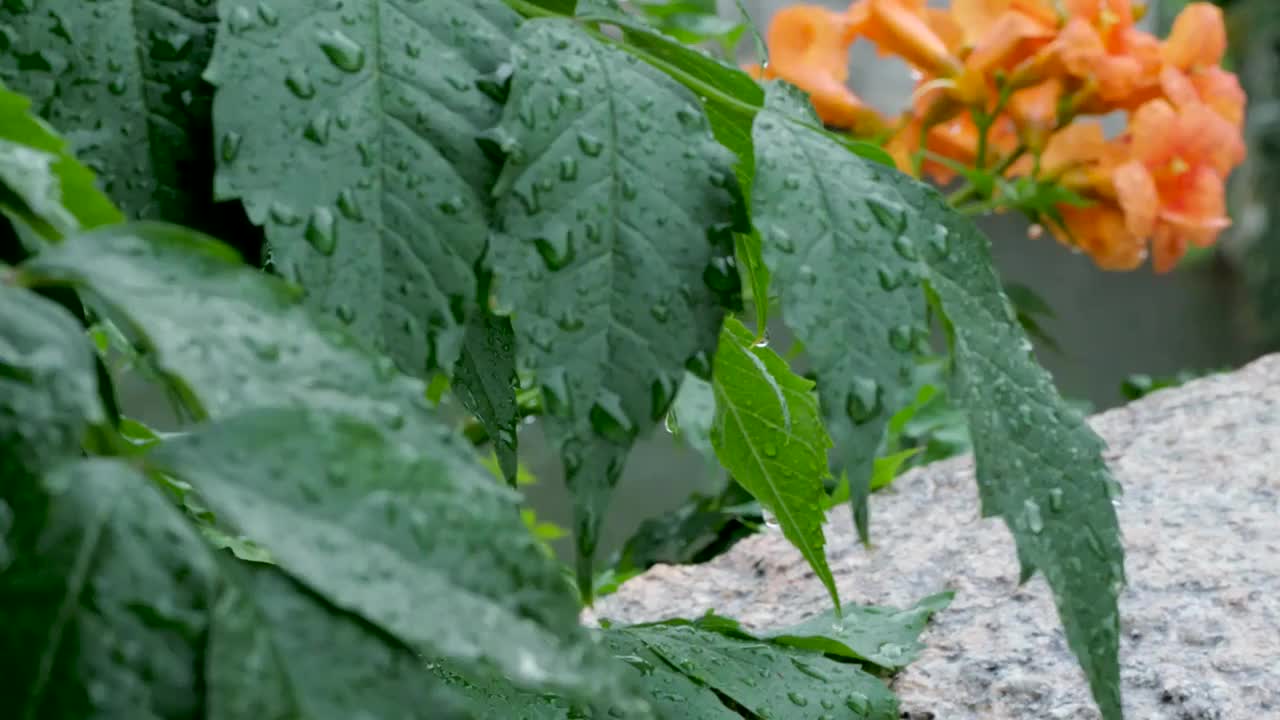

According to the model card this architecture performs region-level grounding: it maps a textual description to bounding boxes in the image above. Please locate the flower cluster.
[748,1,1247,272]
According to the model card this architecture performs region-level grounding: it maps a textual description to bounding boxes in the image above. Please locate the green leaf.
[609,479,758,574]
[886,168,1126,720]
[751,83,927,543]
[710,317,839,611]
[209,561,450,719]
[0,282,104,475]
[600,630,739,718]
[20,222,431,431]
[667,371,716,463]
[755,591,953,672]
[0,459,216,720]
[736,229,771,331]
[0,0,216,222]
[205,0,519,373]
[625,624,899,719]
[0,85,122,241]
[453,310,520,486]
[149,406,628,706]
[488,19,739,593]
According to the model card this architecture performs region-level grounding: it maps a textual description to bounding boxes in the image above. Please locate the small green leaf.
[0,459,216,720]
[21,222,431,432]
[887,167,1127,720]
[711,317,839,612]
[0,283,104,475]
[601,630,738,718]
[626,624,899,719]
[757,591,953,671]
[0,84,121,241]
[206,0,519,372]
[736,229,771,331]
[150,407,627,705]
[751,83,927,544]
[0,1,215,222]
[488,19,739,593]
[454,311,520,486]
[209,561,449,719]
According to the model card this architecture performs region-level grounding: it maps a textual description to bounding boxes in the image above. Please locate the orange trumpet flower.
[745,5,884,131]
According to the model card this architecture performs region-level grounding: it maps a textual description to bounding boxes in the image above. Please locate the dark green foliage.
[488,18,740,592]
[0,3,1132,717]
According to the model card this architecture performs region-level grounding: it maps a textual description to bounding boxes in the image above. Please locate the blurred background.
[119,0,1280,565]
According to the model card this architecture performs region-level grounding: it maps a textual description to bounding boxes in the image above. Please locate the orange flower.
[1051,0,1162,105]
[888,112,1017,183]
[749,6,884,131]
[847,0,962,78]
[1109,98,1241,270]
[1054,204,1148,269]
[951,0,1059,88]
[1159,3,1245,128]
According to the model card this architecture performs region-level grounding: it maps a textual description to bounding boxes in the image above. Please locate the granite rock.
[590,355,1280,718]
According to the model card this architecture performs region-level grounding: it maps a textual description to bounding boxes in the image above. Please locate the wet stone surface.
[589,354,1280,718]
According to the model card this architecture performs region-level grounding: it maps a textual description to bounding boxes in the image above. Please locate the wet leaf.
[0,459,216,720]
[209,560,449,720]
[205,0,519,373]
[887,161,1126,720]
[488,19,739,594]
[0,283,103,476]
[150,407,629,706]
[711,317,839,611]
[0,85,121,241]
[626,624,899,719]
[751,84,927,544]
[453,310,520,485]
[21,222,432,433]
[0,0,216,222]
[667,371,716,463]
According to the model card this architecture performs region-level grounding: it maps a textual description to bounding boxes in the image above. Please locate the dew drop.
[336,188,364,221]
[219,131,242,163]
[303,111,332,145]
[560,63,585,83]
[877,267,901,291]
[304,207,337,255]
[787,692,809,707]
[256,1,279,26]
[317,29,366,72]
[888,324,915,352]
[228,5,255,34]
[576,132,604,157]
[1048,487,1065,512]
[762,508,780,530]
[533,233,575,271]
[268,201,301,226]
[285,67,316,99]
[559,156,579,181]
[892,234,918,261]
[867,197,907,234]
[590,393,636,444]
[1024,498,1044,534]
[845,377,881,424]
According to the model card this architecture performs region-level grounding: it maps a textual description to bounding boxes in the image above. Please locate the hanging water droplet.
[845,377,881,424]
[533,232,575,271]
[1024,498,1044,534]
[762,507,780,530]
[867,197,907,234]
[888,324,915,352]
[576,132,604,157]
[877,267,901,291]
[590,393,636,444]
[559,156,579,182]
[304,206,337,255]
[893,234,918,261]
[559,63,585,83]
[220,131,242,163]
[268,201,301,226]
[256,1,279,25]
[285,67,316,99]
[317,29,365,72]
[1048,487,1065,512]
[303,110,332,145]
[228,5,255,34]
[437,195,466,216]
[336,188,364,221]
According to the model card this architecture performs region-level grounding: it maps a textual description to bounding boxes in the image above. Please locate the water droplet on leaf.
[317,29,365,72]
[845,377,882,424]
[304,207,337,255]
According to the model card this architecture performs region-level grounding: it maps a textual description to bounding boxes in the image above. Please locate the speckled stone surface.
[589,354,1280,718]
